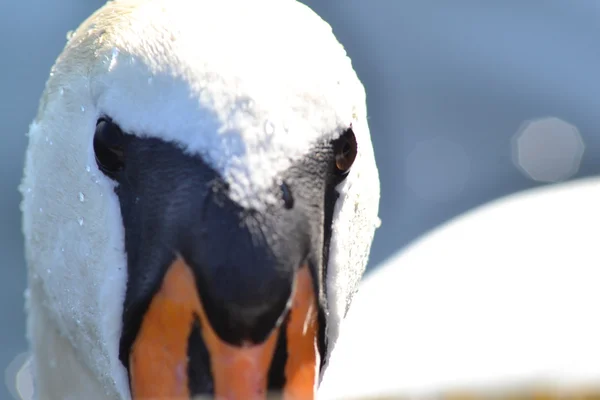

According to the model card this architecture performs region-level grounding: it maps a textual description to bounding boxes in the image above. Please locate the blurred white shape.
[320,177,600,399]
[4,352,33,400]
[512,117,585,183]
[405,138,471,202]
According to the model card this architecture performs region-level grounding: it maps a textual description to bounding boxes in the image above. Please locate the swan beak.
[129,257,320,400]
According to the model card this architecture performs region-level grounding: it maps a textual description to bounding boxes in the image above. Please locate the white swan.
[19,0,380,399]
[321,176,600,399]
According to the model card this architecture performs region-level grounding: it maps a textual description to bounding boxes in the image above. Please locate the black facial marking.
[267,313,289,391]
[188,316,214,396]
[105,118,354,394]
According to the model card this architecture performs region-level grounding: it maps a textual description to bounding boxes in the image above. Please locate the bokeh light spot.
[512,117,585,183]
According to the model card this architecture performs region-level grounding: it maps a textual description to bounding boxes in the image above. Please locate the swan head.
[20,0,380,398]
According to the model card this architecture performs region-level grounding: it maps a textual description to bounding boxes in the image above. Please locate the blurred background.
[2,1,600,398]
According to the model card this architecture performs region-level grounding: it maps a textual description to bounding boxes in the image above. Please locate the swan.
[19,0,381,398]
[321,176,600,399]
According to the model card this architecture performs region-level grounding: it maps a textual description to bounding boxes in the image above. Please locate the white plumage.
[20,0,380,398]
[321,177,600,399]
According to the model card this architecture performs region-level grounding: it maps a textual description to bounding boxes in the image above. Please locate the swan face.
[20,0,380,398]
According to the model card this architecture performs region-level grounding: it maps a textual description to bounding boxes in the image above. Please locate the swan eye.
[333,128,357,174]
[94,118,125,178]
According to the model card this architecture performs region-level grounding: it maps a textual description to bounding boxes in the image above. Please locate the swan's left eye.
[94,118,125,179]
[333,128,357,174]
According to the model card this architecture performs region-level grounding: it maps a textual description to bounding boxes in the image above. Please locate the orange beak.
[129,257,320,400]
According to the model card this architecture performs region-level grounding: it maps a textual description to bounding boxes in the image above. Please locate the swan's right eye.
[94,118,125,179]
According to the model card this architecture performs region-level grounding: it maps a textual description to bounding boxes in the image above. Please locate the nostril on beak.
[280,182,294,210]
